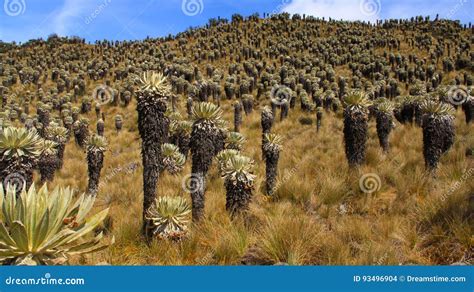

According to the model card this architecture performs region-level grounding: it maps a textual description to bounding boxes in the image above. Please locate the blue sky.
[0,0,472,43]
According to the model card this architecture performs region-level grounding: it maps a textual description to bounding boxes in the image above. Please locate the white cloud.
[283,0,380,22]
[53,0,95,36]
[383,0,472,21]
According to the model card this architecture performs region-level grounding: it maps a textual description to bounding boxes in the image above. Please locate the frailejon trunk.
[39,154,58,184]
[213,129,226,156]
[422,115,455,170]
[186,98,193,118]
[37,108,50,137]
[169,133,178,145]
[57,143,66,169]
[87,151,104,196]
[261,110,273,159]
[137,98,169,226]
[189,170,206,221]
[290,95,296,108]
[115,120,122,132]
[242,99,253,115]
[234,103,242,132]
[225,178,252,216]
[271,103,278,119]
[324,97,333,111]
[75,125,89,148]
[440,118,455,155]
[97,121,105,136]
[344,109,368,167]
[261,111,273,134]
[414,103,423,126]
[177,132,190,159]
[190,124,216,221]
[265,149,279,196]
[280,103,289,121]
[376,111,393,153]
[462,99,473,124]
[400,103,415,124]
[316,111,322,132]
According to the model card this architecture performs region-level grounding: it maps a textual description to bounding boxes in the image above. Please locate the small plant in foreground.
[145,196,191,241]
[0,184,111,265]
[221,154,256,216]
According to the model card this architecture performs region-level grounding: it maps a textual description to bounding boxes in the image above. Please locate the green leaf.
[9,221,28,251]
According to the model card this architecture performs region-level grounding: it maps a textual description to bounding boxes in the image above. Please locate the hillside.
[0,14,472,265]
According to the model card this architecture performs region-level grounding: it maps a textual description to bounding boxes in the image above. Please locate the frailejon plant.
[0,127,43,192]
[144,196,191,242]
[136,71,170,234]
[86,134,107,196]
[161,143,185,175]
[186,97,193,118]
[261,107,273,159]
[242,95,254,115]
[316,107,323,132]
[462,96,473,124]
[234,101,242,132]
[221,154,256,216]
[37,104,51,138]
[38,139,58,184]
[0,118,11,133]
[45,124,68,169]
[394,95,422,125]
[0,184,111,265]
[175,121,192,158]
[343,91,372,167]
[263,133,282,196]
[280,100,289,121]
[96,118,105,136]
[189,102,226,221]
[114,114,123,133]
[375,101,395,153]
[73,117,89,148]
[225,131,246,151]
[421,100,455,170]
[216,149,240,176]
